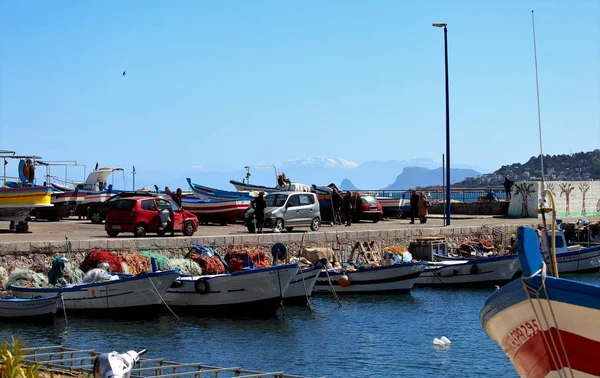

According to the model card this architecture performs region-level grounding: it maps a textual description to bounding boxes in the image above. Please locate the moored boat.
[282,267,321,305]
[480,226,600,378]
[0,295,60,322]
[187,178,252,200]
[313,262,427,294]
[9,270,179,316]
[164,264,299,317]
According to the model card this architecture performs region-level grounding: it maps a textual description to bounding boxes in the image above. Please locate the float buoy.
[18,160,28,182]
[194,278,210,294]
[271,243,287,261]
[338,274,350,287]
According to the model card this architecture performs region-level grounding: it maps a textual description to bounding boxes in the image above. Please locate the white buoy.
[494,285,500,290]
[433,338,445,346]
[440,336,451,345]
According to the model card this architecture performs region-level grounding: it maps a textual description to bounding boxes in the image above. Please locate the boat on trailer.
[181,196,251,225]
[187,178,253,200]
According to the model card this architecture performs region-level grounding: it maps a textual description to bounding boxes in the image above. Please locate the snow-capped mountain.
[275,157,359,169]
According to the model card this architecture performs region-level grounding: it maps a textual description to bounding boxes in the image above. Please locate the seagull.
[122,71,126,76]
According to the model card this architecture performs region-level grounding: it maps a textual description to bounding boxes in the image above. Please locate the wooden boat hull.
[313,262,427,294]
[481,227,600,378]
[164,264,298,317]
[550,245,600,274]
[282,267,320,305]
[9,270,179,315]
[0,295,60,321]
[416,255,522,288]
[182,197,250,224]
[187,178,252,200]
[0,186,53,221]
[229,180,276,193]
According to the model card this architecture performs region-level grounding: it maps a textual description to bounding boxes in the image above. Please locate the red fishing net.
[117,252,150,275]
[225,248,271,273]
[188,254,225,275]
[80,249,124,273]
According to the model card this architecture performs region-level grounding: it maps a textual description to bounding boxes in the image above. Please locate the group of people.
[409,190,430,224]
[331,188,354,227]
[164,187,183,207]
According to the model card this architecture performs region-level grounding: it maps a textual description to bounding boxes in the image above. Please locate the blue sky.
[1,0,598,189]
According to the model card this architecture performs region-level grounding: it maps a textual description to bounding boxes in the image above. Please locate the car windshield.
[361,196,378,205]
[265,194,288,207]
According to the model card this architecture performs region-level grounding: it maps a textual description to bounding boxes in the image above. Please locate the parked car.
[353,194,383,223]
[88,191,171,224]
[105,197,199,237]
[243,192,321,233]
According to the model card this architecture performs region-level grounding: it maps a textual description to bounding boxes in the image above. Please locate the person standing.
[503,176,514,199]
[172,188,183,207]
[251,191,267,233]
[418,192,429,224]
[342,191,354,227]
[331,188,343,225]
[409,190,419,224]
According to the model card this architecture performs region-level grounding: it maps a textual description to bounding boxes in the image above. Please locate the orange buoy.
[338,274,350,288]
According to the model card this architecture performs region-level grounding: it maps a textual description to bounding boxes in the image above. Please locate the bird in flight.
[122,71,126,76]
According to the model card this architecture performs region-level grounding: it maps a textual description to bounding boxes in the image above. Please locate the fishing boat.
[541,227,600,274]
[164,264,299,317]
[181,196,251,225]
[480,226,600,378]
[313,262,427,294]
[0,151,53,230]
[415,255,522,288]
[9,270,179,316]
[282,267,321,305]
[70,166,125,217]
[0,295,60,322]
[187,178,253,200]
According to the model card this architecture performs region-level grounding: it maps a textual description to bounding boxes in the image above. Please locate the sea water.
[2,273,599,378]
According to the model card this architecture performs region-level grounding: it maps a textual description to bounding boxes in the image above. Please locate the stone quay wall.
[0,222,541,272]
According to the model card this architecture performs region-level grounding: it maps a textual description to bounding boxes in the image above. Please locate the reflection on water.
[3,273,599,378]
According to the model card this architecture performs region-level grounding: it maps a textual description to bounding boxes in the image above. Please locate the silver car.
[244,191,321,233]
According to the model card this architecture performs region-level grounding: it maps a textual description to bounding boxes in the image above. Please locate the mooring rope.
[145,273,179,320]
[298,267,312,312]
[324,269,342,308]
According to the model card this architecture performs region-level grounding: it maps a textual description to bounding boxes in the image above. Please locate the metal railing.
[22,345,318,378]
[356,187,508,203]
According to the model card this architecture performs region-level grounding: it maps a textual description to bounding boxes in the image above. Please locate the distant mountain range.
[159,157,483,192]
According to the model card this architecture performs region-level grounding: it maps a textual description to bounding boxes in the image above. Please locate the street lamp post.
[433,22,451,226]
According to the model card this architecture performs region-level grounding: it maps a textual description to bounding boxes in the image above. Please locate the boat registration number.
[111,225,121,230]
[501,318,540,358]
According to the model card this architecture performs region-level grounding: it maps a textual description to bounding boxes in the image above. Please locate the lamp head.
[432,22,447,28]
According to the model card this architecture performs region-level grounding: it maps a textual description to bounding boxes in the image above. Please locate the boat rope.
[324,269,342,308]
[298,268,312,312]
[145,273,179,320]
[521,263,574,378]
[60,293,68,333]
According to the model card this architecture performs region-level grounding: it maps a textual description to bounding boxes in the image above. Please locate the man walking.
[331,188,343,225]
[342,191,354,227]
[410,190,419,224]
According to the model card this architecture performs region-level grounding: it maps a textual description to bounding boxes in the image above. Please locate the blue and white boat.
[187,178,253,200]
[9,270,179,316]
[282,267,321,305]
[0,295,60,322]
[480,226,600,378]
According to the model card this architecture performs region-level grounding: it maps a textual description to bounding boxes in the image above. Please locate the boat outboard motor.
[93,349,146,378]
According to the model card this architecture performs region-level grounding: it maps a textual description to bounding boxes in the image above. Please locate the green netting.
[139,251,171,271]
[5,268,49,288]
[0,267,7,288]
[64,261,85,284]
[168,259,202,275]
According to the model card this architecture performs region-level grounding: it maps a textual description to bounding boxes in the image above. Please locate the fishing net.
[80,249,124,273]
[139,251,170,271]
[0,267,7,289]
[225,248,271,273]
[64,261,85,284]
[5,268,49,288]
[188,255,225,275]
[168,259,202,275]
[118,252,150,275]
[384,246,408,254]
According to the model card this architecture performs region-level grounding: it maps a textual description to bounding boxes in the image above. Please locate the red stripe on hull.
[513,327,600,377]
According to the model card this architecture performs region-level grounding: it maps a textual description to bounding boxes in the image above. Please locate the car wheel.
[107,231,119,237]
[285,227,294,232]
[90,211,103,224]
[133,223,147,237]
[275,218,284,232]
[183,221,195,236]
[310,217,321,231]
[247,223,256,233]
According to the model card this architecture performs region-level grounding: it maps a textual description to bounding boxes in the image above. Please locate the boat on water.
[541,226,600,274]
[9,270,179,316]
[181,196,251,225]
[164,264,298,317]
[282,266,321,305]
[313,262,427,294]
[480,226,600,378]
[0,295,60,322]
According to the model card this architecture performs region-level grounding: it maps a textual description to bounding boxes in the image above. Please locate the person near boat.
[342,191,354,227]
[251,191,267,233]
[410,190,419,224]
[172,188,183,208]
[503,176,514,199]
[418,192,429,224]
[331,187,343,226]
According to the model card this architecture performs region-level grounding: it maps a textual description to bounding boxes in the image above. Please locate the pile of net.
[64,261,85,284]
[225,248,271,273]
[4,268,49,288]
[118,252,150,275]
[383,246,408,254]
[458,238,496,256]
[80,249,124,273]
[187,246,225,275]
[0,267,7,289]
[168,259,202,275]
[140,251,171,271]
[383,245,413,263]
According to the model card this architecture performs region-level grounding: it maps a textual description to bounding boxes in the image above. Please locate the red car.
[105,197,199,237]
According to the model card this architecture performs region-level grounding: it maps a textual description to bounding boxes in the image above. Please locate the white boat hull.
[282,267,320,305]
[0,295,60,321]
[313,262,427,294]
[551,246,600,274]
[9,271,179,315]
[164,264,298,316]
[416,255,522,287]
